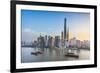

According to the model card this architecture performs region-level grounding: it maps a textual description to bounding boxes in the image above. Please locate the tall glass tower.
[64,18,67,40]
[64,18,69,45]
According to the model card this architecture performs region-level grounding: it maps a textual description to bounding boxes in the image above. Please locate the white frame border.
[16,4,94,69]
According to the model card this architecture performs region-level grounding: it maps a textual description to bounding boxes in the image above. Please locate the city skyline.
[21,9,90,42]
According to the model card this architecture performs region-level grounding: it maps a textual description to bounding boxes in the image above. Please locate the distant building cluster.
[22,18,90,49]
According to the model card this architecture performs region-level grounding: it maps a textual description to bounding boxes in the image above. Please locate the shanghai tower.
[64,18,67,40]
[64,18,69,42]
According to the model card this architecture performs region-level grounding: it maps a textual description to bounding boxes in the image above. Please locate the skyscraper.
[61,31,64,41]
[61,31,64,47]
[54,36,60,48]
[64,18,67,40]
[64,18,69,41]
[48,36,53,48]
[63,18,69,48]
[67,24,69,41]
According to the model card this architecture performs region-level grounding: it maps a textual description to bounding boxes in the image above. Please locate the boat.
[64,53,79,58]
[64,47,80,58]
[31,52,38,56]
[31,51,43,56]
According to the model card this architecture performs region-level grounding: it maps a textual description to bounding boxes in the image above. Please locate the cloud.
[21,28,49,42]
[22,28,38,42]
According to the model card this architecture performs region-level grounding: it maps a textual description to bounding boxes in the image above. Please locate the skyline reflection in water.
[21,47,90,63]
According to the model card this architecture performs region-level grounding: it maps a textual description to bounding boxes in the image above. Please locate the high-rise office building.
[64,18,69,47]
[61,31,64,47]
[54,36,60,48]
[64,18,67,41]
[66,25,69,41]
[48,36,53,48]
[44,35,48,48]
[38,35,45,48]
[61,31,64,41]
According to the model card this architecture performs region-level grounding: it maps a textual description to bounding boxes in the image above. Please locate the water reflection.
[21,47,90,63]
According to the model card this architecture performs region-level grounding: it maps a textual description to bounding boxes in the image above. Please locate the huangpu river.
[21,47,90,63]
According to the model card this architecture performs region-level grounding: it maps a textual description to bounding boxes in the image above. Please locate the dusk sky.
[21,9,90,41]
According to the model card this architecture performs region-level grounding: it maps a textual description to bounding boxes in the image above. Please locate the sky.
[21,9,90,42]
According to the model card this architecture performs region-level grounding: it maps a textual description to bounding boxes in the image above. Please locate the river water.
[21,47,90,63]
